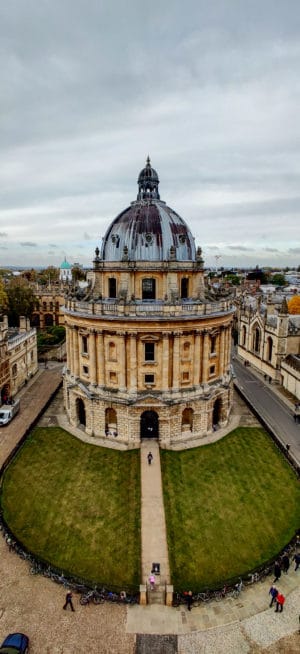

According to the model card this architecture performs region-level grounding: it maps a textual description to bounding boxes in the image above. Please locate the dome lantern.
[137,156,160,200]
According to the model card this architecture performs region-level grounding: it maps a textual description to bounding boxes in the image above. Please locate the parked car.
[0,632,29,653]
[0,399,20,426]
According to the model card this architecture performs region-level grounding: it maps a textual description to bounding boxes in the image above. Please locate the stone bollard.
[139,584,147,605]
[165,584,174,607]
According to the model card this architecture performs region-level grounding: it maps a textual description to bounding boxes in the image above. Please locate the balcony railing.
[64,298,234,319]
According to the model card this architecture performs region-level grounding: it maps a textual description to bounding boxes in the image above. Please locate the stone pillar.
[129,333,137,392]
[97,331,105,387]
[73,328,80,378]
[119,332,126,391]
[89,331,97,386]
[162,334,169,390]
[202,331,210,382]
[193,330,201,385]
[166,585,174,607]
[172,332,180,390]
[220,327,225,376]
[66,326,72,371]
[139,584,147,606]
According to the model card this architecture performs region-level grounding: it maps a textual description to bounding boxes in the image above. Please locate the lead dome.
[100,158,196,262]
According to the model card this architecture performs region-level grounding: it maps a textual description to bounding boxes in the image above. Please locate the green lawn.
[161,427,300,590]
[0,427,141,588]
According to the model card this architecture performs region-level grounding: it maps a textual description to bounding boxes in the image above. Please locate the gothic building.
[63,160,234,448]
[0,315,38,403]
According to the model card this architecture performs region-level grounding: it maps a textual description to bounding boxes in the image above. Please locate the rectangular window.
[109,371,117,382]
[108,278,117,299]
[82,335,88,354]
[142,278,156,300]
[145,374,155,384]
[209,365,216,376]
[144,342,155,361]
[182,371,190,382]
[83,365,89,375]
[181,278,189,299]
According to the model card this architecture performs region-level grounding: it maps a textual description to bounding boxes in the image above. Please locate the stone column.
[219,327,225,376]
[129,333,137,392]
[193,330,201,385]
[73,327,80,378]
[162,334,169,390]
[89,330,97,386]
[172,332,181,390]
[66,326,72,372]
[202,331,210,382]
[97,331,105,387]
[119,332,126,391]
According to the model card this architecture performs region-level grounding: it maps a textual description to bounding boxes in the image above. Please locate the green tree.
[6,278,37,326]
[72,265,86,283]
[37,266,59,285]
[271,273,286,286]
[0,278,8,313]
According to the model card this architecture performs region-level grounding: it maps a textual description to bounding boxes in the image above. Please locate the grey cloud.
[288,247,300,254]
[0,245,8,249]
[20,242,37,247]
[0,232,8,237]
[83,232,92,240]
[48,243,58,248]
[264,247,280,253]
[227,246,255,252]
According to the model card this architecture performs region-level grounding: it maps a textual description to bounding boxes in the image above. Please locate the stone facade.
[237,296,300,395]
[63,161,234,449]
[0,315,38,402]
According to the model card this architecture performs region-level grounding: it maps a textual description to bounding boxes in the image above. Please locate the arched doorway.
[140,410,159,438]
[76,398,86,427]
[212,398,222,429]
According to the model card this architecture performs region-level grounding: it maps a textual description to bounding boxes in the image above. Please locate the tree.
[271,273,286,287]
[288,296,300,314]
[72,265,86,283]
[6,278,37,326]
[0,278,8,313]
[37,266,59,285]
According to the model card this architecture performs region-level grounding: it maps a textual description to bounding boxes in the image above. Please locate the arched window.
[253,327,261,353]
[42,301,47,311]
[210,335,217,354]
[182,342,190,358]
[142,278,156,300]
[242,325,246,346]
[109,342,116,360]
[44,313,53,326]
[266,336,273,362]
[12,363,17,377]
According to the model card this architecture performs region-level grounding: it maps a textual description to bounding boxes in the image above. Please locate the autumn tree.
[6,278,37,326]
[288,295,300,315]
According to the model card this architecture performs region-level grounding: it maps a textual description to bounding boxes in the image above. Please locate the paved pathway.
[140,439,170,586]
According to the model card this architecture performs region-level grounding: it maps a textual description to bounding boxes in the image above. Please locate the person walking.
[273,560,281,583]
[186,590,193,611]
[147,452,153,465]
[281,553,290,574]
[268,585,278,608]
[293,552,300,571]
[275,592,285,613]
[149,573,156,590]
[63,590,75,611]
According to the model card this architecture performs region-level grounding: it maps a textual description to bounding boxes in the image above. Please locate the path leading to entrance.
[140,439,170,586]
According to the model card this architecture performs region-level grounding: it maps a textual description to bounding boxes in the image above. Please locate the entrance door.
[212,398,221,428]
[140,411,159,439]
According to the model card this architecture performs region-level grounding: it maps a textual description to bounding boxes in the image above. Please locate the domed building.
[63,159,234,448]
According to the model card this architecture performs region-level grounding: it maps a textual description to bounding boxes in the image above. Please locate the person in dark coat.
[186,590,193,611]
[273,561,281,583]
[147,452,153,465]
[63,591,75,611]
[281,553,290,574]
[293,552,300,571]
[268,585,278,608]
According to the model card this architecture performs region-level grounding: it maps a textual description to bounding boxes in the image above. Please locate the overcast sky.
[1,0,300,270]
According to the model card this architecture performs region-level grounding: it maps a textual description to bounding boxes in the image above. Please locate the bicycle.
[79,588,105,605]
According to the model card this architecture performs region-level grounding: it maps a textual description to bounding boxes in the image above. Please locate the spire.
[137,157,160,200]
[279,297,289,314]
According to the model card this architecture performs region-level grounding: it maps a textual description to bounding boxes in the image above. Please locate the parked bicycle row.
[172,534,300,608]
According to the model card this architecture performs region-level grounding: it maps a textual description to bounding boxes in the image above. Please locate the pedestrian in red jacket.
[275,593,285,613]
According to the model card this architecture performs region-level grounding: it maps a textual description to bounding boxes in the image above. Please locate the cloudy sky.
[0,0,300,270]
